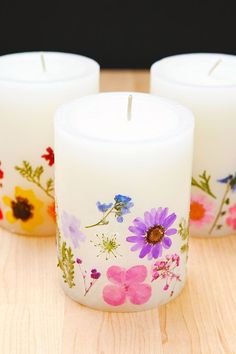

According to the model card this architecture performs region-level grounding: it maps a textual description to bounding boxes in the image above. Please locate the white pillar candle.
[55,92,194,312]
[0,52,99,236]
[151,53,236,237]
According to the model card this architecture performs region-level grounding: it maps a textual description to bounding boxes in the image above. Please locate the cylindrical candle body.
[55,93,194,312]
[0,52,99,236]
[151,53,236,237]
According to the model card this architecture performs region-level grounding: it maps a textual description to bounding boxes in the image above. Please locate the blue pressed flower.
[121,201,134,215]
[114,194,131,203]
[230,175,236,191]
[117,215,124,223]
[96,201,113,213]
[218,174,236,191]
[218,175,233,184]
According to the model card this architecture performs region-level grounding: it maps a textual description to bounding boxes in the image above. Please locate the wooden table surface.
[0,70,236,354]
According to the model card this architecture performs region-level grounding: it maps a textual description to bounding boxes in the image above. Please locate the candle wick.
[127,95,133,121]
[40,53,47,73]
[208,59,222,76]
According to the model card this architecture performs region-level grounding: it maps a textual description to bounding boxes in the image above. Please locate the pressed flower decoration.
[103,265,152,306]
[91,233,121,260]
[15,160,54,199]
[41,147,54,166]
[0,161,4,188]
[47,202,56,222]
[61,211,85,248]
[126,207,177,260]
[1,149,56,232]
[178,217,189,256]
[226,204,236,230]
[192,170,236,234]
[57,227,75,288]
[190,194,214,227]
[76,258,101,296]
[3,187,43,231]
[86,194,133,228]
[54,196,190,306]
[151,254,181,296]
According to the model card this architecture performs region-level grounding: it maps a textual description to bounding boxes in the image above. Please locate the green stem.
[209,183,230,235]
[85,205,115,228]
[192,177,217,199]
[33,179,54,199]
[20,174,54,199]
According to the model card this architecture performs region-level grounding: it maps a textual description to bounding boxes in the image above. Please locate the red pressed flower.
[42,147,54,166]
[0,162,4,179]
[0,208,3,220]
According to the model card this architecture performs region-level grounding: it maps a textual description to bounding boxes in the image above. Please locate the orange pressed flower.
[47,202,56,222]
[190,201,206,221]
[190,195,214,227]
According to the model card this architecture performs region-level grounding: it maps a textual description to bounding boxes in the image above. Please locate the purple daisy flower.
[61,211,85,248]
[126,207,177,260]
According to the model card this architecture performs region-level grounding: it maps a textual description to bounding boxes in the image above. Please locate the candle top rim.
[55,92,194,144]
[151,53,236,88]
[0,51,99,84]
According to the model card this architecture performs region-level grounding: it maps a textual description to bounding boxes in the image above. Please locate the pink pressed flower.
[226,204,236,230]
[151,254,181,296]
[103,265,152,306]
[190,194,215,227]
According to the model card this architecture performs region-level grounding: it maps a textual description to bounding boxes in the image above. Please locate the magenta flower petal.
[133,218,147,233]
[103,265,151,307]
[127,207,177,260]
[162,213,177,228]
[107,266,126,284]
[144,211,153,227]
[126,265,147,283]
[126,236,144,243]
[165,228,177,236]
[155,207,162,225]
[150,208,157,224]
[127,283,152,305]
[139,244,152,258]
[131,243,143,251]
[162,237,172,249]
[152,243,162,258]
[159,208,169,224]
[128,226,146,236]
[103,284,126,306]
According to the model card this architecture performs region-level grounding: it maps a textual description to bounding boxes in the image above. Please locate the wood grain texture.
[0,70,236,354]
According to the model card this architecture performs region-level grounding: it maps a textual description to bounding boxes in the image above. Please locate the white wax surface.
[151,53,236,86]
[0,52,99,82]
[0,51,99,236]
[56,92,193,143]
[55,92,194,310]
[150,53,236,237]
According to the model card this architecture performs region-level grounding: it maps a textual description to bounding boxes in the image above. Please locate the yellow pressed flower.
[3,187,43,232]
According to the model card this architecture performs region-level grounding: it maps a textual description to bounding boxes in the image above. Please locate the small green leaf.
[225,198,230,205]
[192,171,216,199]
[181,243,189,253]
[57,240,75,288]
